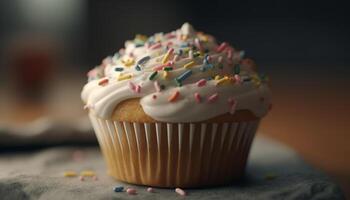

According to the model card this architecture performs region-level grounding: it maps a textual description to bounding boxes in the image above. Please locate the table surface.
[0,136,344,200]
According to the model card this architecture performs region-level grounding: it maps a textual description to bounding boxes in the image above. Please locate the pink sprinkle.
[126,188,137,195]
[234,74,241,84]
[149,43,162,50]
[228,97,237,114]
[79,176,85,181]
[92,176,98,181]
[147,187,155,193]
[207,93,219,103]
[175,188,186,196]
[135,85,141,93]
[165,33,176,39]
[194,92,202,103]
[196,79,207,87]
[216,42,228,53]
[154,81,161,92]
[128,81,136,91]
[194,38,203,51]
[227,48,233,59]
[153,64,166,71]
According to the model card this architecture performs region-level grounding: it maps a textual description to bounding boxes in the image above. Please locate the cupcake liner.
[89,113,260,188]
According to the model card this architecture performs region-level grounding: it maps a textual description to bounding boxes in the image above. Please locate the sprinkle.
[175,188,186,196]
[207,93,219,103]
[153,81,161,92]
[234,64,241,74]
[176,70,192,82]
[80,170,96,177]
[135,65,141,71]
[216,76,230,86]
[63,171,77,177]
[121,57,134,67]
[168,91,180,102]
[184,61,195,69]
[126,188,137,195]
[79,176,85,181]
[118,74,133,81]
[152,94,157,99]
[163,71,169,79]
[196,79,207,87]
[98,78,109,86]
[92,176,98,181]
[193,51,201,58]
[228,97,237,114]
[214,75,221,80]
[149,42,162,50]
[194,92,202,103]
[163,66,173,71]
[227,48,233,59]
[135,85,141,93]
[128,82,136,91]
[149,71,158,80]
[115,67,124,72]
[234,74,242,84]
[194,38,203,51]
[175,79,182,87]
[113,186,124,192]
[137,56,151,65]
[216,42,228,53]
[162,48,174,64]
[147,187,155,193]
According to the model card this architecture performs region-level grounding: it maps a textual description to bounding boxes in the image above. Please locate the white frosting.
[81,23,271,122]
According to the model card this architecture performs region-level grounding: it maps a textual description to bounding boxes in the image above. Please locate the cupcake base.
[89,113,259,188]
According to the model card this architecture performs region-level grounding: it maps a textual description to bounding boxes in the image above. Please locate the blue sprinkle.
[115,67,124,72]
[135,65,141,71]
[137,56,151,65]
[113,186,124,192]
[176,70,192,82]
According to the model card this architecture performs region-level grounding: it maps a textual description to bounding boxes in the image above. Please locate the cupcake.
[81,23,271,188]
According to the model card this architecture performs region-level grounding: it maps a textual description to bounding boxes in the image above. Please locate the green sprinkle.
[174,79,182,87]
[135,65,141,71]
[234,64,241,74]
[193,51,201,58]
[163,67,173,71]
[149,71,158,80]
[115,67,124,72]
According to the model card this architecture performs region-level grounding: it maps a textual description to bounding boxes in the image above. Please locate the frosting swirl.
[82,23,271,122]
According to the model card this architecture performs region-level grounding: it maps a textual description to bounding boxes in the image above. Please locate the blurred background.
[0,0,349,197]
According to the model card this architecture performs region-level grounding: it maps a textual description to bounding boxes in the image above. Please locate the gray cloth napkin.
[0,136,345,200]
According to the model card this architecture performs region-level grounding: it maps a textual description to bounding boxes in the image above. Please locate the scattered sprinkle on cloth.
[0,136,344,200]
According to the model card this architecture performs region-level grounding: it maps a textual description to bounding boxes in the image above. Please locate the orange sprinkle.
[98,78,109,86]
[168,91,180,102]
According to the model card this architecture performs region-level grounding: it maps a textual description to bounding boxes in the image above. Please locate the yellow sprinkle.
[162,49,173,64]
[163,71,169,79]
[80,170,96,177]
[122,57,134,67]
[135,34,148,41]
[216,76,230,86]
[184,61,195,69]
[181,34,188,41]
[117,74,133,81]
[64,171,77,177]
[214,75,221,80]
